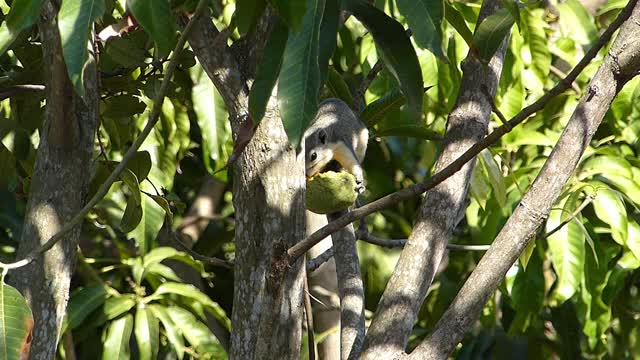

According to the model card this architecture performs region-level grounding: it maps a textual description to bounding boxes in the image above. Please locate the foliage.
[0,0,639,358]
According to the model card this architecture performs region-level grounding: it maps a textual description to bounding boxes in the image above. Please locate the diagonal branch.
[411,2,640,358]
[287,0,636,265]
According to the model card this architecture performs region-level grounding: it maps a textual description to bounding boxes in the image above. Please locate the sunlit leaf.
[135,305,159,360]
[147,304,185,359]
[277,0,325,148]
[345,0,424,118]
[0,0,44,55]
[472,8,514,62]
[103,314,133,360]
[0,284,33,360]
[249,19,288,124]
[58,0,105,96]
[128,0,176,54]
[396,0,446,60]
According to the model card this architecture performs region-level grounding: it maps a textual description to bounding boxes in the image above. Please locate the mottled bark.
[411,2,640,358]
[359,0,509,358]
[234,102,306,359]
[327,211,365,359]
[9,1,99,358]
[188,11,306,359]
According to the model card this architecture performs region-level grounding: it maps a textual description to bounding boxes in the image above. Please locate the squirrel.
[304,98,369,193]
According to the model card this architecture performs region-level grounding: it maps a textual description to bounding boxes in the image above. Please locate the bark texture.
[233,102,306,359]
[327,210,365,359]
[359,0,509,358]
[9,1,99,358]
[188,13,306,357]
[411,2,640,359]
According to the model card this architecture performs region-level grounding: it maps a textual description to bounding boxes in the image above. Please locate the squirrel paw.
[355,181,366,194]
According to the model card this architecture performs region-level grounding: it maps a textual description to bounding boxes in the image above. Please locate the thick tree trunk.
[231,103,306,359]
[9,1,99,358]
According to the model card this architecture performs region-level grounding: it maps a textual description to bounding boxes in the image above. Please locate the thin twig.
[0,0,210,271]
[353,60,384,113]
[170,231,233,269]
[550,64,581,94]
[303,276,317,360]
[307,232,490,272]
[0,84,45,101]
[287,4,631,264]
[481,85,511,130]
[543,193,595,239]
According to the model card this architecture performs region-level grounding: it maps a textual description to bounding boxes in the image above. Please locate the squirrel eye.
[319,130,327,144]
[310,152,317,161]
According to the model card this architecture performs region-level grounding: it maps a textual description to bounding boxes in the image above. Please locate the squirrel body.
[304,98,368,192]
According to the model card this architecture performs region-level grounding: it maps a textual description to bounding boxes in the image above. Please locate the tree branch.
[0,84,45,100]
[411,2,640,358]
[326,210,365,359]
[287,0,634,265]
[0,0,209,271]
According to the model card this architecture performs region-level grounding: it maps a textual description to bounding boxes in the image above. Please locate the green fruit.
[306,171,358,214]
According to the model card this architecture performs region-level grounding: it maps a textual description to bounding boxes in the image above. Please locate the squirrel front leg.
[333,142,365,193]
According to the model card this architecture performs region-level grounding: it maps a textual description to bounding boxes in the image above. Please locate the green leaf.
[472,8,514,63]
[269,0,307,32]
[509,251,544,334]
[326,67,354,105]
[62,285,109,334]
[547,198,585,304]
[556,0,597,45]
[523,9,551,83]
[135,305,159,360]
[592,185,628,245]
[147,304,185,359]
[57,0,106,96]
[345,0,424,118]
[149,282,230,330]
[128,0,176,54]
[190,65,229,173]
[126,151,152,182]
[361,88,405,127]
[597,173,640,207]
[130,192,166,256]
[444,2,473,47]
[120,195,143,233]
[479,150,506,208]
[0,0,44,54]
[87,295,136,328]
[141,247,204,276]
[120,169,141,204]
[0,284,33,360]
[396,0,446,60]
[581,155,633,179]
[235,0,267,34]
[249,19,288,124]
[166,306,227,355]
[102,95,147,119]
[103,314,134,360]
[626,221,640,262]
[375,124,442,140]
[277,0,325,148]
[318,0,339,87]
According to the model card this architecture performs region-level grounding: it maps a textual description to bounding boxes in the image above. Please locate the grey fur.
[304,98,369,191]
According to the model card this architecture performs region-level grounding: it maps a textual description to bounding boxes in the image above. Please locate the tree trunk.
[9,1,99,358]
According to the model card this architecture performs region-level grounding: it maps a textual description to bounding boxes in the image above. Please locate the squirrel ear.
[319,129,327,144]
